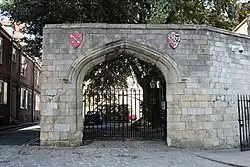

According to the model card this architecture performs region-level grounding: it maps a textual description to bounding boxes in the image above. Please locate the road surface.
[0,123,40,145]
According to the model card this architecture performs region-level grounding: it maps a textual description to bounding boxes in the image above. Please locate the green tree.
[236,1,250,23]
[1,0,238,58]
[0,0,239,126]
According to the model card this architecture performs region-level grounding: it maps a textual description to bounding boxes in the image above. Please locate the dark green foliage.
[1,0,238,58]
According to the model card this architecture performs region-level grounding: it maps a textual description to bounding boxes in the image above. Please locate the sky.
[238,0,249,2]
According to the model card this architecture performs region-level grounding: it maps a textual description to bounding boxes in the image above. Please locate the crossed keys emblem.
[69,31,83,48]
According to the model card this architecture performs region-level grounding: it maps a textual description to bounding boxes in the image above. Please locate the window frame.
[35,94,40,111]
[20,88,27,109]
[0,37,3,64]
[36,70,40,86]
[12,48,16,62]
[0,81,8,105]
[21,56,27,77]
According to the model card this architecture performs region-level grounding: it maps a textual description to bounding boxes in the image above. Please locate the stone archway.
[41,23,250,149]
[40,38,182,146]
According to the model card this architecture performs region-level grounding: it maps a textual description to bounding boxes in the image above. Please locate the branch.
[128,57,144,87]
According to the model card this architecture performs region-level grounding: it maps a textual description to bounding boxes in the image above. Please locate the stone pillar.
[40,77,83,146]
[40,31,83,146]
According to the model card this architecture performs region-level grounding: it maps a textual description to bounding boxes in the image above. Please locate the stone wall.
[41,24,250,148]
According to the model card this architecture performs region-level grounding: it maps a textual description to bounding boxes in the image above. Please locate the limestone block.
[212,138,220,147]
[59,132,68,140]
[195,95,210,101]
[55,124,70,132]
[55,116,67,124]
[196,115,211,122]
[53,109,61,116]
[44,117,54,124]
[173,115,181,122]
[223,128,234,137]
[204,138,213,148]
[180,102,191,108]
[219,137,227,147]
[173,123,186,130]
[213,122,222,129]
[41,124,54,132]
[181,108,188,115]
[53,141,70,147]
[180,115,196,122]
[211,114,224,121]
[193,122,203,130]
[204,108,212,115]
[222,121,234,129]
[184,88,193,95]
[167,137,172,146]
[217,129,223,137]
[187,83,198,89]
[171,130,183,139]
[224,114,237,121]
[203,122,213,129]
[167,95,173,102]
[181,95,196,101]
[226,137,234,146]
[190,102,199,107]
[187,108,205,115]
[185,122,193,130]
[183,130,197,139]
[40,132,49,140]
[49,132,60,140]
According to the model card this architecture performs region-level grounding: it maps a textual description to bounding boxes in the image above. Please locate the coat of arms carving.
[167,32,180,49]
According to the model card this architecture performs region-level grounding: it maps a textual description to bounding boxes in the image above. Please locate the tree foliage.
[236,1,250,23]
[0,0,241,125]
[1,0,239,58]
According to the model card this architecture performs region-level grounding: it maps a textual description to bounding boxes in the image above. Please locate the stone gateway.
[41,24,250,148]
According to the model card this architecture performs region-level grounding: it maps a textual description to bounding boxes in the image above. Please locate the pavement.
[0,141,248,167]
[189,148,250,167]
[0,122,40,146]
[0,123,249,167]
[0,141,230,167]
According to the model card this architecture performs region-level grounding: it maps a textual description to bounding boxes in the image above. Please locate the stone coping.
[44,23,250,40]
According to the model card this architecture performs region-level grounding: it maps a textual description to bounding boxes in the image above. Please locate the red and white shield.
[69,32,83,48]
[167,32,180,49]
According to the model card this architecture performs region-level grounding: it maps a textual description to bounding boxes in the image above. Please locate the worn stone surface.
[42,23,250,148]
[0,141,231,167]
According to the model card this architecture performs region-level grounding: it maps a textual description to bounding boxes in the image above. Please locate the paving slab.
[0,141,232,167]
[189,148,250,167]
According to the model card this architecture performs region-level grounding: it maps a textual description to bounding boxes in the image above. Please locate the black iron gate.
[238,95,250,151]
[83,88,166,141]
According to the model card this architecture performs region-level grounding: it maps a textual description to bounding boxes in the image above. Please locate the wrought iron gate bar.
[238,94,250,151]
[83,87,166,141]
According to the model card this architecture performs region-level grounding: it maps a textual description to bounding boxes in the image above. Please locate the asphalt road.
[0,123,40,145]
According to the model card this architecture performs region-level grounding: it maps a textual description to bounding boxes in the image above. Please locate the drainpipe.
[31,60,35,122]
[8,34,13,124]
[16,49,21,121]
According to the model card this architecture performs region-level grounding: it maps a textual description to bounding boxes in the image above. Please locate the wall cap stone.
[44,23,250,40]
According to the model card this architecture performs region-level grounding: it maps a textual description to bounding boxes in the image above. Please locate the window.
[20,88,28,109]
[0,81,2,104]
[0,80,8,104]
[0,37,3,64]
[3,82,7,104]
[21,56,27,76]
[35,94,40,111]
[12,48,16,62]
[36,71,40,86]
